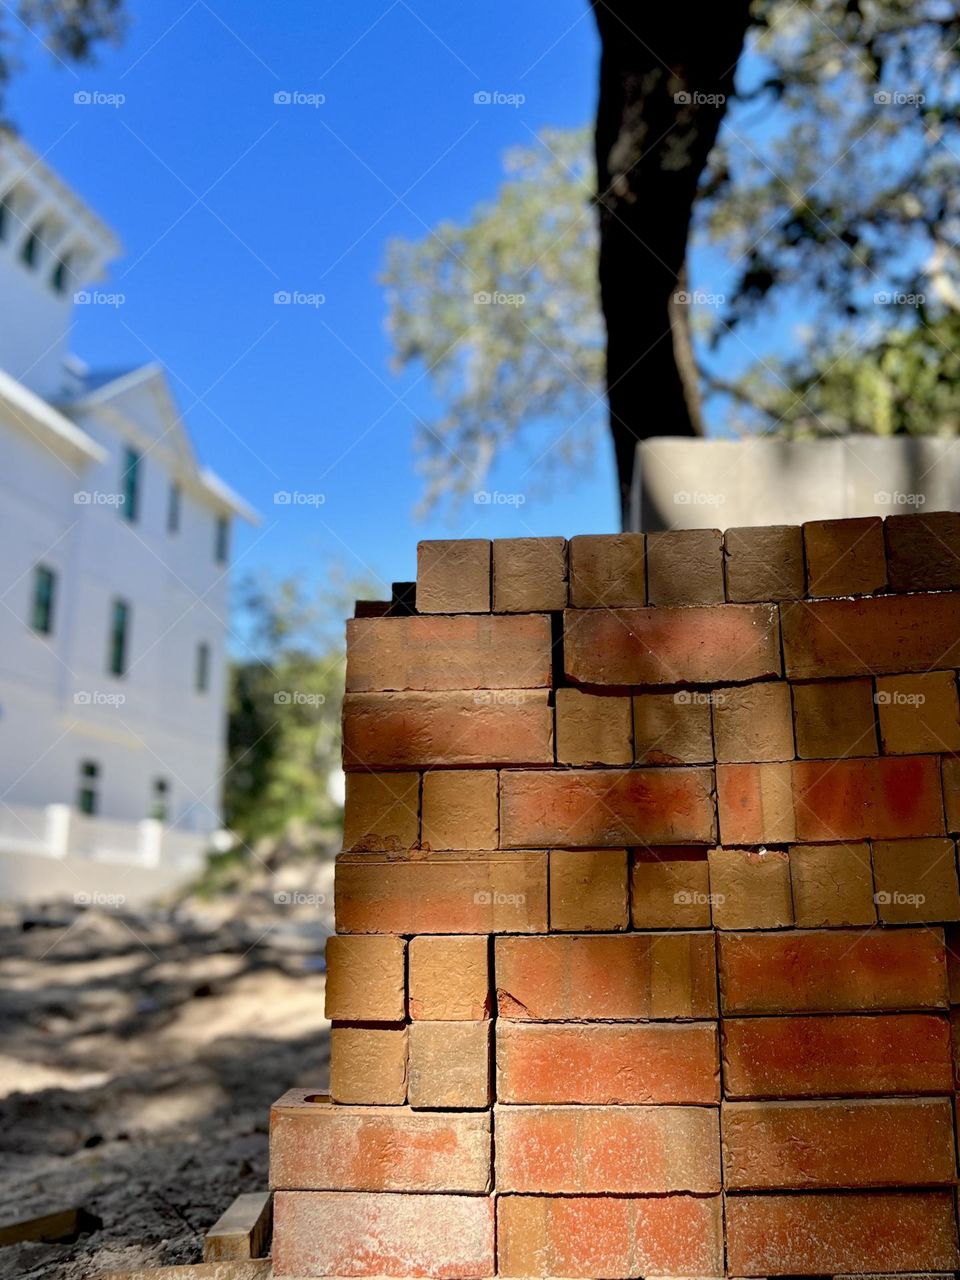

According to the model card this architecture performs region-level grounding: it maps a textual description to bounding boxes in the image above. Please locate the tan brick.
[877,670,960,753]
[804,515,887,597]
[712,681,794,763]
[792,677,878,758]
[790,842,875,927]
[555,688,632,765]
[708,846,793,930]
[633,692,713,764]
[417,538,490,613]
[549,849,628,931]
[724,524,805,602]
[408,935,490,1020]
[873,838,960,923]
[716,760,796,845]
[492,537,566,612]
[945,756,960,833]
[646,528,724,605]
[631,847,712,928]
[324,935,406,1022]
[408,1021,491,1108]
[421,769,498,850]
[885,510,960,591]
[329,1027,407,1105]
[342,772,419,851]
[567,533,645,608]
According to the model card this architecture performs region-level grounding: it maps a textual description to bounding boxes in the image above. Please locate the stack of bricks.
[270,513,960,1279]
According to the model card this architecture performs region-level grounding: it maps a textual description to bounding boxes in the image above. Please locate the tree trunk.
[592,2,753,528]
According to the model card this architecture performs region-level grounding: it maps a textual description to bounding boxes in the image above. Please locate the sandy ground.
[0,861,334,1280]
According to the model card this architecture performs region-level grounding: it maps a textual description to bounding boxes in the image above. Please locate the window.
[196,641,210,693]
[151,777,169,822]
[51,258,70,294]
[120,447,140,522]
[215,515,229,564]
[77,760,99,815]
[20,228,40,268]
[168,482,181,534]
[0,201,9,241]
[31,565,56,635]
[108,599,130,677]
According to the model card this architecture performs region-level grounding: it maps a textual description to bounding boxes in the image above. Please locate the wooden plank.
[203,1192,272,1262]
[0,1206,101,1247]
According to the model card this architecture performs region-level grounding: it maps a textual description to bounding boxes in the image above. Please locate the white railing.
[0,803,208,871]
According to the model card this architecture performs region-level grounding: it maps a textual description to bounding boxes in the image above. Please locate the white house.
[0,128,256,902]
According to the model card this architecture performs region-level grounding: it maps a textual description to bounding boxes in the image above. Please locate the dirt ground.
[0,858,334,1280]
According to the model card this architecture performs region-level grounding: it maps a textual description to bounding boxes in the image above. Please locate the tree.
[0,1,125,107]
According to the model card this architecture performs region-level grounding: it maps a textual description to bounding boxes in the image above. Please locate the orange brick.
[495,1104,721,1193]
[632,692,713,764]
[719,927,948,1014]
[492,537,566,612]
[269,1090,491,1191]
[646,528,724,605]
[335,851,547,934]
[329,1027,407,1105]
[716,760,796,844]
[342,690,553,769]
[421,770,498,850]
[885,510,960,591]
[408,935,490,1020]
[712,681,794,763]
[555,689,632,765]
[500,767,717,848]
[408,1021,491,1108]
[722,1012,953,1099]
[496,933,718,1021]
[549,849,628,931]
[803,515,887,596]
[343,772,419,851]
[873,837,960,923]
[708,846,793,930]
[496,1021,720,1105]
[789,842,875,927]
[567,533,645,608]
[324,935,406,1021]
[565,603,781,685]
[417,538,490,613]
[631,847,712,928]
[877,670,960,753]
[724,524,805,602]
[792,677,878,757]
[946,755,960,833]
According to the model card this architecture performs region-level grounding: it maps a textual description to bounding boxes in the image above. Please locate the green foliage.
[0,1,125,107]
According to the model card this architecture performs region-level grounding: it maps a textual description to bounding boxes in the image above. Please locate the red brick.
[408,936,490,1020]
[269,1090,491,1192]
[722,1012,953,1099]
[803,515,887,597]
[646,528,724,605]
[719,928,948,1014]
[496,933,717,1020]
[716,761,796,844]
[946,755,960,833]
[343,771,420,851]
[345,614,551,692]
[722,1097,956,1189]
[568,533,645,608]
[273,1190,495,1278]
[724,524,805,602]
[500,767,716,848]
[781,592,960,678]
[329,1027,407,1105]
[496,1193,723,1279]
[564,603,781,685]
[725,1191,960,1277]
[496,1021,720,1105]
[408,1021,491,1108]
[421,770,498,851]
[417,539,491,614]
[492,537,566,612]
[885,510,960,591]
[495,1104,721,1193]
[324,935,405,1021]
[342,690,553,769]
[335,851,547,934]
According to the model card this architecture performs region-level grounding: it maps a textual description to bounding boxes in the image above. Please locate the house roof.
[0,365,107,465]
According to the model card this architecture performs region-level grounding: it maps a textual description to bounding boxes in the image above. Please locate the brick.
[947,925,960,1002]
[646,528,724,605]
[719,927,948,1014]
[496,1193,723,1279]
[549,849,628,931]
[335,851,547,934]
[631,847,712,928]
[724,524,805,602]
[633,692,713,764]
[342,690,553,769]
[804,515,887,596]
[273,1190,495,1278]
[716,761,796,844]
[492,537,566,612]
[790,842,875,927]
[792,677,878,758]
[945,755,960,832]
[343,772,419,851]
[496,1020,720,1104]
[555,688,632,765]
[877,670,960,753]
[873,837,960,923]
[324,935,406,1022]
[345,614,551,692]
[723,1098,956,1190]
[408,1021,491,1108]
[712,681,794,763]
[722,1012,953,1099]
[725,1192,960,1277]
[567,533,645,608]
[708,846,793,930]
[329,1027,407,1105]
[408,935,490,1020]
[781,592,960,678]
[500,767,716,848]
[885,510,960,591]
[421,770,498,850]
[269,1090,491,1191]
[565,602,781,685]
[496,932,718,1020]
[495,1104,720,1194]
[417,538,490,613]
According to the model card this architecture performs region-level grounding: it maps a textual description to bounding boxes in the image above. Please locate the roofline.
[198,467,261,525]
[61,361,167,409]
[0,366,107,465]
